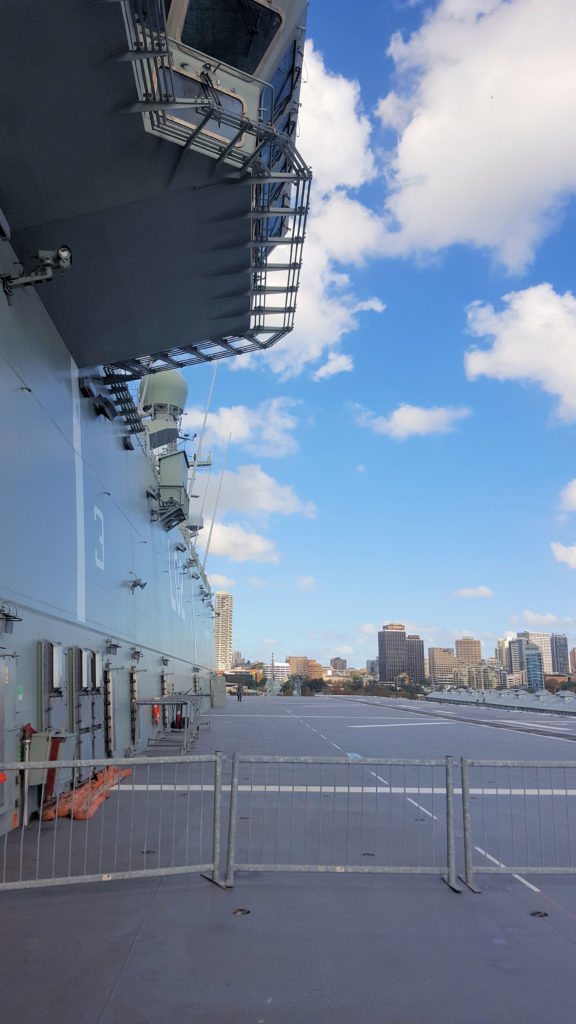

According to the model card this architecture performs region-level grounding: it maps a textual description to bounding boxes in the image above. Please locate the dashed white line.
[406,797,438,820]
[473,845,541,892]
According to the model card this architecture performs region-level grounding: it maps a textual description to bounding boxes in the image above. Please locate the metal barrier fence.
[224,755,460,890]
[0,754,223,891]
[460,758,576,891]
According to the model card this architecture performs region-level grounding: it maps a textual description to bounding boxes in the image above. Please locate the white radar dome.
[140,370,188,414]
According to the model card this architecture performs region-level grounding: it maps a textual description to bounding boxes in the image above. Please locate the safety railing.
[224,755,460,891]
[460,758,576,891]
[0,754,224,891]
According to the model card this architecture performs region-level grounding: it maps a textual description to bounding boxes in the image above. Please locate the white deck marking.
[473,845,541,893]
[348,722,456,729]
[406,797,438,820]
[368,771,390,787]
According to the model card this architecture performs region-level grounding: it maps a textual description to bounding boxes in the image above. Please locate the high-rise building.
[406,635,425,684]
[378,624,407,683]
[262,661,290,683]
[467,661,507,690]
[214,591,233,673]
[428,648,457,686]
[517,631,553,674]
[366,659,378,675]
[495,638,512,672]
[509,637,527,673]
[525,642,545,691]
[330,657,347,671]
[455,636,482,667]
[306,659,323,678]
[551,634,569,675]
[288,656,309,677]
[570,648,576,673]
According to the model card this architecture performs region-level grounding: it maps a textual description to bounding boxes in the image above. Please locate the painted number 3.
[94,506,105,570]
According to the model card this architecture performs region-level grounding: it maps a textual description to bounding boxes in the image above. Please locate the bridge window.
[178,0,282,74]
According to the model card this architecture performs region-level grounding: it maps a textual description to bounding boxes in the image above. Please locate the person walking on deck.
[236,684,243,702]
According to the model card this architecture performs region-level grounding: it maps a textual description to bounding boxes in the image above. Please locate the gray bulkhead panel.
[0,238,215,832]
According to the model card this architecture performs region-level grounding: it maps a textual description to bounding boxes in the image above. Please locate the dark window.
[180,0,282,74]
[271,41,296,117]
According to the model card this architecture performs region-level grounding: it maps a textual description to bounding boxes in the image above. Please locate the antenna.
[202,434,231,571]
[188,363,217,501]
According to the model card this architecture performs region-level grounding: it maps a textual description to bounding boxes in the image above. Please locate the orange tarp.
[41,767,132,821]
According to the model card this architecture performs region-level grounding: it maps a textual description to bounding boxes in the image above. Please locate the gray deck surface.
[2,695,576,1024]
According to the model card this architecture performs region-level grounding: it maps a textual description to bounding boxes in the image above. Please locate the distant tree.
[281,681,294,695]
[302,677,325,695]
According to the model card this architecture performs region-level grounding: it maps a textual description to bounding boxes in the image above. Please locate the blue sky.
[183,0,576,666]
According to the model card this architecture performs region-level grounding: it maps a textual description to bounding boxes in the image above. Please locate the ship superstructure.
[0,0,311,836]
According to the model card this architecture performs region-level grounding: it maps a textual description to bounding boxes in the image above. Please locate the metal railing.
[107,0,312,381]
[0,754,224,891]
[224,755,460,891]
[460,758,576,891]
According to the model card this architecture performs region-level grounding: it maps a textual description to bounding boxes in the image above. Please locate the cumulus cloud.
[197,523,278,563]
[376,0,576,271]
[334,645,354,656]
[207,574,236,588]
[551,541,576,570]
[352,402,471,439]
[559,479,576,516]
[182,398,300,457]
[201,465,316,522]
[314,353,354,381]
[453,586,494,598]
[297,576,317,591]
[521,609,571,626]
[359,623,379,636]
[247,577,269,588]
[465,284,576,420]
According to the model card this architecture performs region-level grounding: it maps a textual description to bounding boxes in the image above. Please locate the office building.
[509,637,527,673]
[330,657,347,671]
[306,659,323,678]
[525,642,545,692]
[262,661,290,684]
[428,648,457,687]
[467,661,507,690]
[406,636,425,684]
[378,624,407,683]
[288,656,309,677]
[455,636,482,667]
[214,591,233,673]
[551,634,569,675]
[517,631,553,674]
[495,638,512,672]
[366,659,378,676]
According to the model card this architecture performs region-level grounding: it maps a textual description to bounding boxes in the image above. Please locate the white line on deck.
[473,845,541,893]
[406,797,438,820]
[348,722,457,729]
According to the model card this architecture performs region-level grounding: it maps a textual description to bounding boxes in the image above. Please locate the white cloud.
[353,402,471,439]
[198,523,279,563]
[376,0,576,271]
[297,576,317,591]
[465,284,576,420]
[247,577,269,588]
[356,465,366,473]
[551,541,576,570]
[559,479,576,515]
[334,645,354,656]
[453,585,494,598]
[182,398,300,457]
[298,41,376,195]
[207,574,236,588]
[359,623,379,636]
[521,609,571,626]
[314,353,354,381]
[201,465,316,522]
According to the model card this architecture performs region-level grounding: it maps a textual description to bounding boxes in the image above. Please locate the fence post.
[225,752,240,888]
[21,735,31,828]
[444,755,461,892]
[210,751,225,887]
[459,756,480,892]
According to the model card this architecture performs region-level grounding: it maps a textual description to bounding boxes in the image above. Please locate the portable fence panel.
[461,758,576,889]
[0,755,222,890]
[225,755,458,888]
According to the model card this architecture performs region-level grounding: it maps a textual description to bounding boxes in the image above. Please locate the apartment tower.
[455,636,482,667]
[214,591,233,673]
